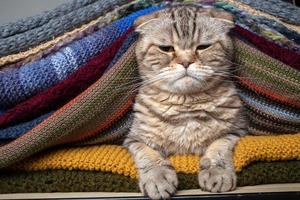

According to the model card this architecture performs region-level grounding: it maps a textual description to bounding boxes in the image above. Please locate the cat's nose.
[180,61,193,69]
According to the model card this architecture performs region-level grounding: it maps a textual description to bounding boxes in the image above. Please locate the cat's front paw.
[198,166,236,193]
[139,165,178,199]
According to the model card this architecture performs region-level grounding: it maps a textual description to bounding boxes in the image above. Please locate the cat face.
[135,6,234,94]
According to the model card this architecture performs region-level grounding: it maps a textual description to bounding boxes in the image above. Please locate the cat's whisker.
[111,75,172,95]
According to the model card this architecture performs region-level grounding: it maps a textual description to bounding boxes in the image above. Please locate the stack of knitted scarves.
[2,133,300,192]
[0,0,300,193]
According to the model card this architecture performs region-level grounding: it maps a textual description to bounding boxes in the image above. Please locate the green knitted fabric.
[1,161,300,193]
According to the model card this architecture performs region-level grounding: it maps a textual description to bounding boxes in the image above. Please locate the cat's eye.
[158,45,175,52]
[196,44,211,51]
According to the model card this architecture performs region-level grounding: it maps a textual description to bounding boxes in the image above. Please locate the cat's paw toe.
[139,165,178,199]
[198,167,236,193]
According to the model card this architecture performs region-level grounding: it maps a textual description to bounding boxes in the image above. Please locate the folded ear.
[134,11,162,32]
[209,9,235,29]
[210,9,234,22]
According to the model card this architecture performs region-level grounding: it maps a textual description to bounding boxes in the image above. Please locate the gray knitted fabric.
[0,0,129,56]
[238,0,300,25]
[0,0,98,39]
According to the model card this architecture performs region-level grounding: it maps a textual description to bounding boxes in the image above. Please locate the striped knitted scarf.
[0,1,299,169]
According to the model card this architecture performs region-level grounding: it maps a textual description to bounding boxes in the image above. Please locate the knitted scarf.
[0,113,51,142]
[223,0,300,33]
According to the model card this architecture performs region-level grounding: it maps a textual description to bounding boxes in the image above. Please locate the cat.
[123,5,248,199]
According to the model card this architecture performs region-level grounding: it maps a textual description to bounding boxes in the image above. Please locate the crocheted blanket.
[0,0,299,193]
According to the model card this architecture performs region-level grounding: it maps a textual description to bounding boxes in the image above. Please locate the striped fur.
[124,5,248,199]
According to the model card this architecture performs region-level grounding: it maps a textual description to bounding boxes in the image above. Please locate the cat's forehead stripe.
[170,6,200,47]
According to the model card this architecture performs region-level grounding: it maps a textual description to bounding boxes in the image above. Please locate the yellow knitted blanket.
[8,133,300,179]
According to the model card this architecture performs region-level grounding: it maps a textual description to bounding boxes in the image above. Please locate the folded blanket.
[0,0,157,69]
[0,0,131,56]
[1,160,300,193]
[0,5,162,109]
[0,0,98,39]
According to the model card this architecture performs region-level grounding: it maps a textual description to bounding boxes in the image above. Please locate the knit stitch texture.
[6,133,300,177]
[1,160,300,193]
[223,0,300,33]
[0,113,51,141]
[0,30,132,129]
[0,0,156,69]
[238,0,300,25]
[233,26,300,70]
[215,2,300,48]
[0,0,131,56]
[1,34,299,168]
[0,1,299,171]
[0,42,139,168]
[0,0,98,39]
[0,6,162,109]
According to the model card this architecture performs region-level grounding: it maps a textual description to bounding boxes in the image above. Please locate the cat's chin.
[166,76,203,94]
